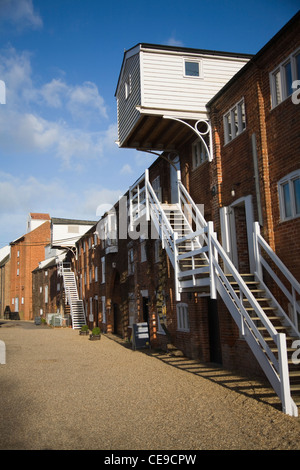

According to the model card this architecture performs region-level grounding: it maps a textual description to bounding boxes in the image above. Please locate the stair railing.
[209,228,297,417]
[253,222,300,336]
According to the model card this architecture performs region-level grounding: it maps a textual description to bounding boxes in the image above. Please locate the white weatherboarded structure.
[115,43,252,151]
[51,218,97,249]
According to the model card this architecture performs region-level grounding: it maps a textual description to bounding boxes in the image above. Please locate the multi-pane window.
[278,170,300,221]
[192,139,208,168]
[223,98,246,144]
[176,303,190,332]
[270,49,300,107]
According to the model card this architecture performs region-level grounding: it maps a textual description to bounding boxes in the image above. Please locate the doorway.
[170,156,180,203]
[220,195,255,273]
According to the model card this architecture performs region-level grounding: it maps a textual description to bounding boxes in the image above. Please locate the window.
[184,59,202,78]
[95,266,98,283]
[192,139,208,168]
[270,49,300,107]
[101,296,106,323]
[278,170,300,221]
[128,248,134,275]
[157,305,167,335]
[152,176,162,202]
[176,303,190,332]
[101,256,105,283]
[125,75,131,99]
[140,240,147,263]
[45,285,48,304]
[223,98,246,144]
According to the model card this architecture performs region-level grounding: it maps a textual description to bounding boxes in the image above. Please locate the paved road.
[0,320,299,451]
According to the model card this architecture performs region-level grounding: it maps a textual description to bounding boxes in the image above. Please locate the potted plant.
[79,324,89,336]
[89,326,101,340]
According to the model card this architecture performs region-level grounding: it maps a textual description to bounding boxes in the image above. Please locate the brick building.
[10,214,51,320]
[66,13,299,416]
[111,12,299,415]
[32,248,67,321]
[0,246,11,317]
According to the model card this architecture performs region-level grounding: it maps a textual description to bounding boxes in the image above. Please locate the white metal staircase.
[59,262,86,329]
[129,169,300,416]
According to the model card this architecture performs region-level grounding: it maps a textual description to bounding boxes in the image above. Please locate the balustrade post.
[208,221,217,299]
[277,333,295,416]
[253,222,263,279]
[145,169,150,221]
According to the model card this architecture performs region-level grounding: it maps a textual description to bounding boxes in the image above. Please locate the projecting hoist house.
[113,14,300,417]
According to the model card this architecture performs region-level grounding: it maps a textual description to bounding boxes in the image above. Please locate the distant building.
[0,246,11,317]
[10,214,51,320]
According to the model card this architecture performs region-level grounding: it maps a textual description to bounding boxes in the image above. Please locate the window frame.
[183,58,203,79]
[270,48,300,108]
[192,139,208,169]
[223,98,246,145]
[176,302,190,332]
[278,170,300,221]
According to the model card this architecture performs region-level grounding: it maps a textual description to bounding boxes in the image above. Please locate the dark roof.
[51,218,97,225]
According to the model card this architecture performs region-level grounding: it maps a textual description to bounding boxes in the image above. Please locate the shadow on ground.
[105,332,282,412]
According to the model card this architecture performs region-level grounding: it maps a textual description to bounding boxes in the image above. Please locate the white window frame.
[270,48,300,108]
[192,139,208,168]
[101,256,105,283]
[223,98,246,144]
[176,302,190,332]
[101,296,106,323]
[183,58,203,78]
[278,170,300,221]
[45,285,48,304]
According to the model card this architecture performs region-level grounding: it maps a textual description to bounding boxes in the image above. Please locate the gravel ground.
[0,320,299,451]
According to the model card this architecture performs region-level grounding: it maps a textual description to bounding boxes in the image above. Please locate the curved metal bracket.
[163,116,213,162]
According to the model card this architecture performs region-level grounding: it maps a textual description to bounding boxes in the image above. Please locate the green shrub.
[92,327,101,336]
[81,324,89,332]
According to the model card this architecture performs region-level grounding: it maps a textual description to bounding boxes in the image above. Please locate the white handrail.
[254,222,300,334]
[210,231,296,416]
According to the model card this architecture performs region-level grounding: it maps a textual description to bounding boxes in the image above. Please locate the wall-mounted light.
[211,185,217,196]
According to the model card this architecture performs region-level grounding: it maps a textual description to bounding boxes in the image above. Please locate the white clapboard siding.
[116,44,251,146]
[141,50,248,113]
[117,52,141,147]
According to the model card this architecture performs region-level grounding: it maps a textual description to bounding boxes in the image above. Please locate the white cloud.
[167,36,184,47]
[0,0,43,31]
[0,47,112,167]
[120,164,133,175]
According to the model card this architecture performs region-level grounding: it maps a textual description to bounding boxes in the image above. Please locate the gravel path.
[0,321,299,451]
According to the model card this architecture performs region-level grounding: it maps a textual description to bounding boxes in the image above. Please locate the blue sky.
[0,0,299,247]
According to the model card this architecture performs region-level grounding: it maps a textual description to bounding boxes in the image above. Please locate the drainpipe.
[251,133,263,226]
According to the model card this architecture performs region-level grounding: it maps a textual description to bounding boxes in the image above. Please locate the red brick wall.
[10,221,51,320]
